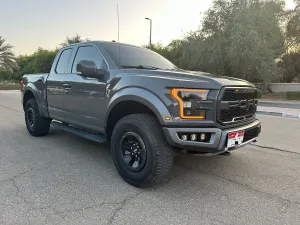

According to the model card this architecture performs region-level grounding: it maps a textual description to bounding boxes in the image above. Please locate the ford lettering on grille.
[218,88,258,124]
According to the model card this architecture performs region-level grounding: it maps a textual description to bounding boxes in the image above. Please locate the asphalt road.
[0,91,300,225]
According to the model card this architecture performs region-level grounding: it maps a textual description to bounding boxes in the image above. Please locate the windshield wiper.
[120,65,160,70]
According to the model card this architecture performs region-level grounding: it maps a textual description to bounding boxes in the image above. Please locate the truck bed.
[23,73,48,83]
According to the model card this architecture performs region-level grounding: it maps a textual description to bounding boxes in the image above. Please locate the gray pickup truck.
[21,41,261,187]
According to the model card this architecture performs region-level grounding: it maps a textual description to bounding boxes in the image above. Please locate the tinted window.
[72,46,107,73]
[56,49,72,73]
[101,43,177,70]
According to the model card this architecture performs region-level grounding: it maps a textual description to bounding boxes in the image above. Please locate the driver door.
[62,45,108,132]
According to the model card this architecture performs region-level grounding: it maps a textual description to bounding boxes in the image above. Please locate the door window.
[72,46,107,73]
[55,49,72,73]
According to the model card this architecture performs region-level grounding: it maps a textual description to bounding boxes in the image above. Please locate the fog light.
[200,133,206,141]
[190,134,197,141]
[181,134,188,141]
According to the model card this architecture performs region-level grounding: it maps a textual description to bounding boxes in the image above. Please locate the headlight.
[171,89,209,119]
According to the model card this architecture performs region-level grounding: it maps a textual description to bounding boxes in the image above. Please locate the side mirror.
[76,60,106,79]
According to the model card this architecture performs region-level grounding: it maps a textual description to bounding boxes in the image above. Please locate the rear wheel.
[111,114,173,187]
[25,99,51,136]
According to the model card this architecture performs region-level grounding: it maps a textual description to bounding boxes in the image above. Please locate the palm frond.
[0,36,18,72]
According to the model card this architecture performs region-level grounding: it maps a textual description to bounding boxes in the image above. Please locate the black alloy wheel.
[120,132,147,172]
[26,108,35,131]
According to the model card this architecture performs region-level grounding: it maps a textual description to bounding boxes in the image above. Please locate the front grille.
[220,105,256,122]
[222,90,257,101]
[243,126,260,142]
[218,88,258,124]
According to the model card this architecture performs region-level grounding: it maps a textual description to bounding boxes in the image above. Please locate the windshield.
[100,42,177,70]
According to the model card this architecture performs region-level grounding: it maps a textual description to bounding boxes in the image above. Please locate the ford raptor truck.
[21,41,261,187]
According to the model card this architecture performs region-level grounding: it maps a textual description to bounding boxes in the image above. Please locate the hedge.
[286,91,300,100]
[0,84,20,90]
[257,90,262,99]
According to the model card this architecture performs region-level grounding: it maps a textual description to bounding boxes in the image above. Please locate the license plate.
[227,130,245,148]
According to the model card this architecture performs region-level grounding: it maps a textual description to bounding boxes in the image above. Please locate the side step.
[51,121,107,143]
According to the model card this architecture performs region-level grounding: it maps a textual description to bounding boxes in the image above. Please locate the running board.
[51,121,107,143]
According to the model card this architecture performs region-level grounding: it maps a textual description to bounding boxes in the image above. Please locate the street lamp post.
[145,17,152,49]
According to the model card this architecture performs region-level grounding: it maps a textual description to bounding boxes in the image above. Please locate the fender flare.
[106,87,174,126]
[23,84,48,117]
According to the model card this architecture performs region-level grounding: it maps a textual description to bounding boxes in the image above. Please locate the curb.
[258,100,300,105]
[257,111,300,119]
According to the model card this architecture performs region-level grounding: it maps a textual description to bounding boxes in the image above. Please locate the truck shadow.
[47,127,252,184]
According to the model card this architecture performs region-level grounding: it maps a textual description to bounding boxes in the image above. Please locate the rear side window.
[56,49,72,73]
[72,46,107,73]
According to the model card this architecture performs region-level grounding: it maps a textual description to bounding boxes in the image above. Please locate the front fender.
[106,87,174,126]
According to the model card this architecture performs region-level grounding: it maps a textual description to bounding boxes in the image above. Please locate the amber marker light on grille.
[171,88,208,119]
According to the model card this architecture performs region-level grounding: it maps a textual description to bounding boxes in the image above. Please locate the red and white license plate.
[227,130,245,148]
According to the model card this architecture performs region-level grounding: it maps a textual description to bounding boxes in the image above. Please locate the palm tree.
[0,36,18,72]
[60,34,90,47]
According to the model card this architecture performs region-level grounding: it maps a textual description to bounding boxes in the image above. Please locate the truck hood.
[124,69,255,89]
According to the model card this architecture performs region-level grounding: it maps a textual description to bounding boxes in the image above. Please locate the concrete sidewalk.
[257,106,300,119]
[258,99,300,109]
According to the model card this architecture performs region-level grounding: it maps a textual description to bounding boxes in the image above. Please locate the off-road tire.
[111,114,173,188]
[25,99,51,137]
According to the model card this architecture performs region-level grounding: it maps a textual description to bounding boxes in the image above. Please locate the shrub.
[0,84,20,90]
[257,90,262,99]
[286,91,300,100]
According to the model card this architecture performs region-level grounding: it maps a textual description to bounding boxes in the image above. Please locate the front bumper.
[163,119,261,154]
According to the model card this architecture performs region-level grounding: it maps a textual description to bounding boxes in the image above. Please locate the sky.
[1,0,296,55]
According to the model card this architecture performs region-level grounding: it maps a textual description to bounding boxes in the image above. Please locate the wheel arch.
[23,89,36,110]
[105,88,173,140]
[23,85,48,118]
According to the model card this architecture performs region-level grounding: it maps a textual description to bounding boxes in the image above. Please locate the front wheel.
[25,99,51,137]
[111,114,173,187]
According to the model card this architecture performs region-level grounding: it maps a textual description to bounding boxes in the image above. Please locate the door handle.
[63,84,72,90]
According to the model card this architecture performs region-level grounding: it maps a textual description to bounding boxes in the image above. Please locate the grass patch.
[286,91,300,100]
[261,92,287,100]
[0,84,20,90]
[260,92,300,101]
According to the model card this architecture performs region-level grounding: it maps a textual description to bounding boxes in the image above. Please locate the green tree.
[193,0,284,84]
[286,0,300,46]
[0,36,18,72]
[60,34,90,47]
[145,42,168,57]
[278,46,300,82]
[0,68,12,82]
[15,48,57,81]
[31,48,57,73]
[277,0,300,83]
[145,40,186,68]
[150,0,286,87]
[165,39,186,68]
